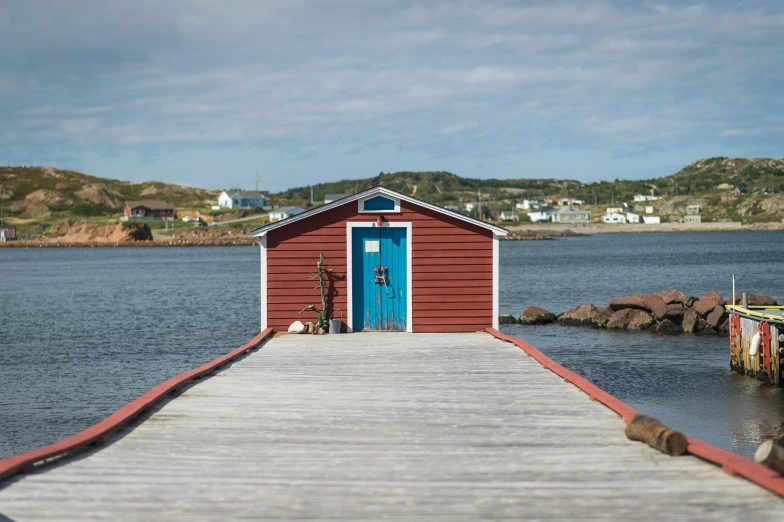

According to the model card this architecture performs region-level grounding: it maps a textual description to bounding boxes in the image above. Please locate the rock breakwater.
[505,290,778,335]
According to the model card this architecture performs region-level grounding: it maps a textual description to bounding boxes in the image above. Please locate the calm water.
[2,232,784,460]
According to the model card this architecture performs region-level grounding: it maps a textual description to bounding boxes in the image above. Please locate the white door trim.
[492,233,500,330]
[259,236,267,331]
[346,221,413,333]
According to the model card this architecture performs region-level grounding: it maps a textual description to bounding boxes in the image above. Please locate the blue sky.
[1,1,783,191]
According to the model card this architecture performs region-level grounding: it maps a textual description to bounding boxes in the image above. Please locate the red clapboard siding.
[265,197,495,332]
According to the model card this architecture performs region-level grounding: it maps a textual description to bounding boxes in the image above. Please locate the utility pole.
[310,186,314,205]
[477,189,481,219]
[255,173,259,192]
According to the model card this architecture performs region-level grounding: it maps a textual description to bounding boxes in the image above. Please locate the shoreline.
[3,221,784,248]
[507,220,784,237]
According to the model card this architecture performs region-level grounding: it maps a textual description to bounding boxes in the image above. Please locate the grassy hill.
[3,157,784,235]
[0,166,219,234]
[276,158,784,207]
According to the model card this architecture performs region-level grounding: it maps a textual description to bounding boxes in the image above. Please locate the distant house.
[527,206,556,223]
[546,197,583,206]
[324,194,349,204]
[643,216,661,224]
[499,210,519,222]
[465,202,476,212]
[606,204,627,213]
[552,207,591,223]
[684,214,703,223]
[603,212,627,224]
[645,206,655,214]
[218,190,270,209]
[633,195,659,202]
[0,224,16,242]
[626,212,642,223]
[686,205,702,215]
[268,206,305,223]
[123,201,175,220]
[517,199,544,210]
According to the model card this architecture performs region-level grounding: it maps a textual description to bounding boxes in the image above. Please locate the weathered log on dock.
[755,440,784,475]
[625,414,688,456]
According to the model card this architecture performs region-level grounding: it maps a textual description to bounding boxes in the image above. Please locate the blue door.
[352,227,407,331]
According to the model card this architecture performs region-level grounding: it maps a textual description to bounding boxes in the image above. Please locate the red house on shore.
[123,201,176,220]
[252,186,508,333]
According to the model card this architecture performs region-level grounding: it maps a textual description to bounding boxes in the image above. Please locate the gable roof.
[224,190,267,199]
[556,207,590,215]
[251,187,508,237]
[125,200,175,210]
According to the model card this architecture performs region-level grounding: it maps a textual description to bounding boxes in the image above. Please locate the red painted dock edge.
[0,329,273,484]
[487,328,784,498]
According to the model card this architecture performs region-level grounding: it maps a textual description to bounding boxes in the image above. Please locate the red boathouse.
[252,187,508,333]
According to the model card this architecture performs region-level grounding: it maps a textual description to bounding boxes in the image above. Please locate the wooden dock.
[1,332,783,520]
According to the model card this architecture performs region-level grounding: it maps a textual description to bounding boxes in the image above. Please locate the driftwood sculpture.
[625,414,688,456]
[299,251,332,334]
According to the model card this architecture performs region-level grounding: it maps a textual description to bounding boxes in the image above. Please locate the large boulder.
[607,309,634,329]
[706,305,728,329]
[729,294,778,306]
[518,306,556,325]
[655,289,697,307]
[697,327,719,336]
[664,303,686,324]
[608,294,652,312]
[557,304,612,328]
[693,291,726,317]
[649,295,669,321]
[498,314,516,325]
[655,319,683,335]
[627,310,655,330]
[682,310,707,333]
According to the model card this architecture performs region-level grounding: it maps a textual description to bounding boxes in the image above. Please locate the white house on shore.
[643,216,661,224]
[552,207,591,224]
[218,190,270,209]
[268,206,305,222]
[527,206,556,223]
[633,194,659,202]
[499,210,519,222]
[516,199,544,210]
[603,212,627,224]
[626,212,642,223]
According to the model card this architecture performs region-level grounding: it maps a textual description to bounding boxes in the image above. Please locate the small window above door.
[358,194,400,213]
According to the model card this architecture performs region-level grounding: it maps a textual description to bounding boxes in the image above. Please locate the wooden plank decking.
[1,332,783,520]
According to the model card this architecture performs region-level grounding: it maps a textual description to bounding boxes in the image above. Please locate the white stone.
[287,320,305,333]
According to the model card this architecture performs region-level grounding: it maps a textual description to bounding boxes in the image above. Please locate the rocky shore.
[500,290,778,335]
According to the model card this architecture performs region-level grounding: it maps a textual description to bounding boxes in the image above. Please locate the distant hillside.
[274,158,784,207]
[4,157,784,234]
[0,166,219,220]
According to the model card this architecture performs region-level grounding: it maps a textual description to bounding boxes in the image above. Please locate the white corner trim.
[357,193,401,213]
[259,236,267,331]
[492,234,499,330]
[346,221,413,333]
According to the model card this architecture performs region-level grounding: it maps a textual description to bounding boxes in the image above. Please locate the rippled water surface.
[3,232,784,460]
